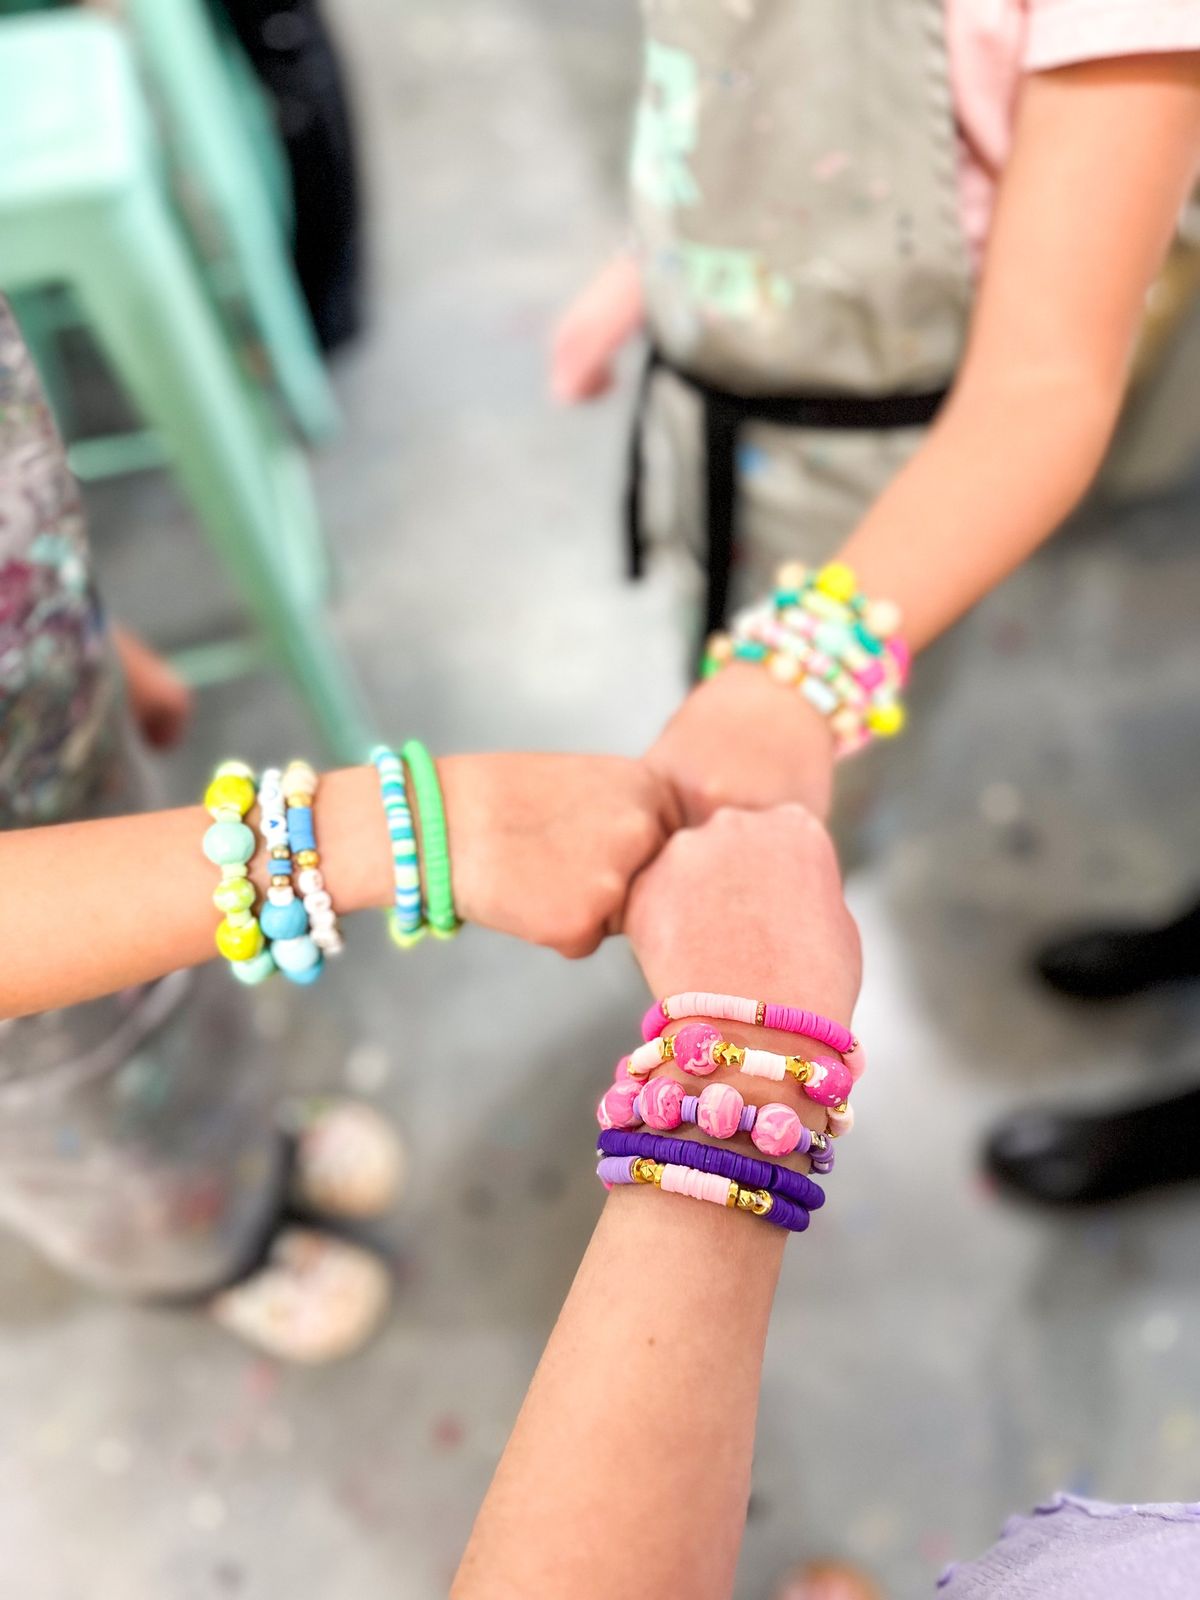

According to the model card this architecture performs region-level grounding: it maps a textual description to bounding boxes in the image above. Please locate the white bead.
[776,561,808,590]
[304,889,333,914]
[282,761,317,799]
[627,1041,661,1078]
[296,867,324,895]
[864,599,901,637]
[312,929,344,954]
[742,1048,785,1081]
[308,907,337,931]
[267,886,296,906]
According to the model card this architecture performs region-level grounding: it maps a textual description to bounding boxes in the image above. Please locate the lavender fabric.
[938,1495,1200,1598]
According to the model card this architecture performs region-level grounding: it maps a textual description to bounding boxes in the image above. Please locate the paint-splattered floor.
[4,2,1200,1596]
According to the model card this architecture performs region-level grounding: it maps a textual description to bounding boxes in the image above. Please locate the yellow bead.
[815,562,857,603]
[215,759,255,781]
[215,917,264,962]
[867,701,906,738]
[205,774,256,818]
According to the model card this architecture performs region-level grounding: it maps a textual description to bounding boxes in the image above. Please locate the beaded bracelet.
[597,1155,810,1232]
[370,744,425,948]
[626,1024,854,1126]
[202,761,271,980]
[597,1128,825,1211]
[401,740,459,940]
[285,758,342,961]
[597,1077,835,1172]
[642,991,862,1076]
[703,562,907,757]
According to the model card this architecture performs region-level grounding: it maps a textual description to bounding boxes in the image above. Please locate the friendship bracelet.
[202,761,270,979]
[280,758,341,974]
[627,1024,854,1119]
[596,1155,809,1233]
[597,1129,826,1211]
[401,740,460,939]
[597,1078,835,1172]
[370,744,426,947]
[642,992,861,1074]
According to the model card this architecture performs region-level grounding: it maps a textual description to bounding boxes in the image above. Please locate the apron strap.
[623,347,949,651]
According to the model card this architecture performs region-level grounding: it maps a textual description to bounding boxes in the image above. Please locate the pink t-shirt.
[948,0,1200,263]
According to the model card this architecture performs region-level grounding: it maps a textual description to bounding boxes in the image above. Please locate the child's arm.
[0,754,678,1018]
[550,250,644,403]
[649,53,1200,823]
[453,807,860,1600]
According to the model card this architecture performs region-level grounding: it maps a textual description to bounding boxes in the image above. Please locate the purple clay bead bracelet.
[597,1129,826,1211]
[597,1155,810,1233]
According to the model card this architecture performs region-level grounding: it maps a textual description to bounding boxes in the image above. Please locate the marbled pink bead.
[673,1022,720,1077]
[596,1081,641,1131]
[803,1057,854,1107]
[751,1102,803,1157]
[640,1076,686,1131]
[696,1082,743,1140]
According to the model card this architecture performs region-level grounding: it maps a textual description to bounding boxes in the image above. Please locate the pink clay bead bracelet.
[626,1024,854,1109]
[596,1075,836,1169]
[641,992,863,1080]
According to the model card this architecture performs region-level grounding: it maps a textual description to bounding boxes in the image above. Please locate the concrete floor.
[5,1,1200,1596]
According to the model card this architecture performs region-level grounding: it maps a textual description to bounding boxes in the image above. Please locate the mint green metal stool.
[0,12,369,761]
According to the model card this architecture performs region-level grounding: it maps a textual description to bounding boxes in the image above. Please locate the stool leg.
[124,0,340,447]
[76,188,371,763]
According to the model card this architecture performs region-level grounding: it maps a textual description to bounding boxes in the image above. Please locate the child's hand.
[625,805,860,1020]
[645,665,836,828]
[112,624,193,750]
[440,753,681,958]
[550,253,645,404]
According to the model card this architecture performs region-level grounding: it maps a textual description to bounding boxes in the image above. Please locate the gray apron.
[0,296,284,1298]
[626,0,973,635]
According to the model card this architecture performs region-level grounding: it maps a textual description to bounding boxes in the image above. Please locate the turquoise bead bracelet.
[371,744,426,947]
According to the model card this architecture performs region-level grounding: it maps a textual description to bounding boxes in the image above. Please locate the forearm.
[839,367,1120,652]
[454,1187,785,1600]
[0,765,396,1018]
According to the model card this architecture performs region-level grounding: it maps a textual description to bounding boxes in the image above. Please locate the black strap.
[624,346,948,648]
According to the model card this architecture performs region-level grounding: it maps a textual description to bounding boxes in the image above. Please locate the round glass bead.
[203,820,255,867]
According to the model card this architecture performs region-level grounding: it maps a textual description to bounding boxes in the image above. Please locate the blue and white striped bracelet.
[370,744,426,946]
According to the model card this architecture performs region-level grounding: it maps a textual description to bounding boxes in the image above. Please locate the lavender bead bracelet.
[597,1155,810,1233]
[597,1129,826,1211]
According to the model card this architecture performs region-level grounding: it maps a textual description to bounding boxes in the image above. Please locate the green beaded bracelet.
[401,739,460,939]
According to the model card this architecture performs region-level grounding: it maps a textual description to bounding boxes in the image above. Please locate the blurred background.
[2,1,1200,1597]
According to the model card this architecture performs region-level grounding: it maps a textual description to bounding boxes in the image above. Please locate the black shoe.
[985,1082,1200,1206]
[1034,896,1200,1000]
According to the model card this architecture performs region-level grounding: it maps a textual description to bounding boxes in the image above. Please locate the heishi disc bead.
[673,1023,721,1077]
[260,898,310,942]
[803,1057,854,1108]
[215,917,264,962]
[827,1103,855,1137]
[230,948,277,986]
[202,819,255,867]
[597,1081,641,1131]
[212,877,256,915]
[640,1076,686,1131]
[697,1081,743,1140]
[750,1102,803,1157]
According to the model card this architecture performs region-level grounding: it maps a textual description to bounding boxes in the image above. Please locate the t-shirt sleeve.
[1025,1,1200,72]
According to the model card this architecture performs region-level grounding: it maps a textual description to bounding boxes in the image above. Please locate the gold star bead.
[785,1057,813,1084]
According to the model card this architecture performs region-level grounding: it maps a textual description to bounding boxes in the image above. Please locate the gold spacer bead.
[296,850,319,867]
[288,794,314,810]
[631,1158,656,1186]
[750,1189,774,1217]
[269,875,291,888]
[714,1041,745,1069]
[785,1056,813,1084]
[755,1000,766,1027]
[727,1181,740,1209]
[660,1035,676,1062]
[269,847,291,861]
[832,1101,848,1116]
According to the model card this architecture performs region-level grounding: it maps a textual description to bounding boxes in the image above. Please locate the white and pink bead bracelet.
[642,992,864,1081]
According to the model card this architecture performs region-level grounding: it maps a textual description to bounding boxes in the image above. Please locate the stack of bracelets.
[201,740,459,985]
[702,560,908,758]
[594,992,866,1232]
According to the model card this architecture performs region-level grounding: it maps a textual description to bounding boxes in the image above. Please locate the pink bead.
[597,1081,641,1131]
[640,1076,686,1131]
[696,1082,743,1140]
[854,660,886,692]
[888,636,911,683]
[751,1103,803,1157]
[673,1023,720,1077]
[613,1054,636,1084]
[803,1057,854,1108]
[640,1001,669,1042]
